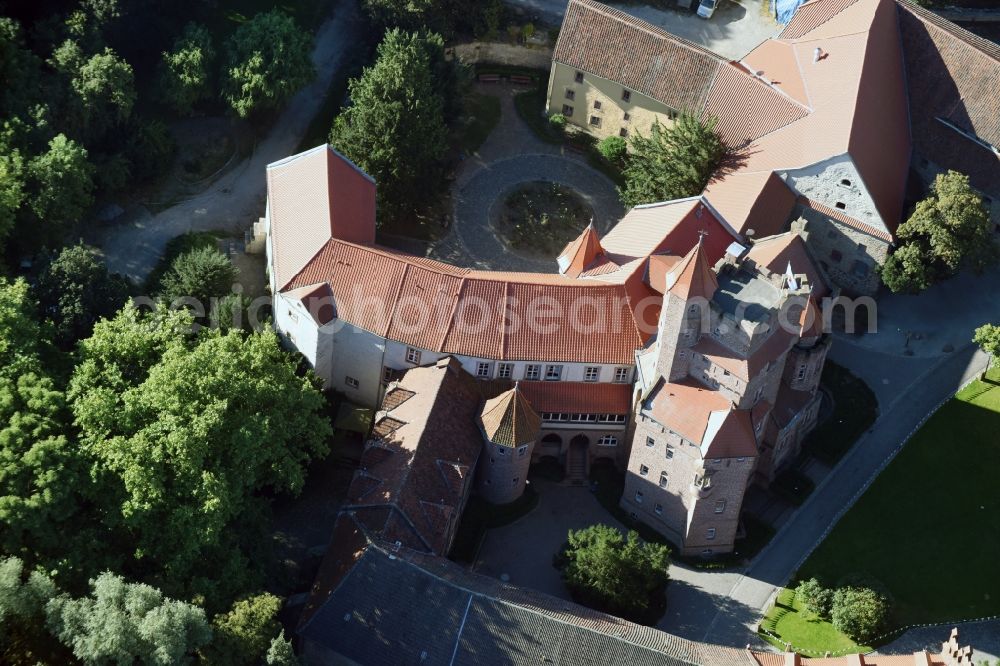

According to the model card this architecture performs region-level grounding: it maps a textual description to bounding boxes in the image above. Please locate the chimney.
[813,47,823,63]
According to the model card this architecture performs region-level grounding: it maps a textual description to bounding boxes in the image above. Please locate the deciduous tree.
[27,134,94,229]
[620,114,725,207]
[830,586,889,642]
[222,11,314,118]
[882,171,996,293]
[973,323,1000,371]
[556,524,670,623]
[157,245,236,308]
[45,571,211,665]
[159,23,214,116]
[68,306,331,605]
[330,29,448,221]
[204,593,283,666]
[0,277,43,380]
[795,578,832,619]
[34,244,130,345]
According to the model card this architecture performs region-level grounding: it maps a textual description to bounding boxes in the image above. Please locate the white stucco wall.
[781,155,889,234]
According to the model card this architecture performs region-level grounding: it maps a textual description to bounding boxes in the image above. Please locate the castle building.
[622,238,830,556]
[548,0,1000,296]
[262,0,997,556]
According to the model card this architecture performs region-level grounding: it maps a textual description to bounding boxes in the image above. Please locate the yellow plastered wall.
[546,62,678,142]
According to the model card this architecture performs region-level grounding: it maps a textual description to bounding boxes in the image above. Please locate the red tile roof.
[267,146,376,290]
[703,63,810,148]
[346,358,483,555]
[703,171,797,239]
[644,378,757,458]
[553,0,722,114]
[479,385,543,447]
[666,241,719,301]
[896,0,1000,195]
[745,231,830,298]
[558,224,609,277]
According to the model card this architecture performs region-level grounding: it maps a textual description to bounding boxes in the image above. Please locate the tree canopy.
[0,277,43,379]
[46,571,212,665]
[68,304,331,605]
[974,323,1000,370]
[881,171,996,293]
[830,586,889,642]
[222,10,314,118]
[33,244,130,346]
[159,23,214,116]
[619,114,725,208]
[556,524,670,623]
[204,592,284,666]
[330,29,448,221]
[157,244,236,309]
[27,134,94,232]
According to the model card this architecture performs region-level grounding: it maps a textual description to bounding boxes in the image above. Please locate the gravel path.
[93,0,364,284]
[430,86,624,271]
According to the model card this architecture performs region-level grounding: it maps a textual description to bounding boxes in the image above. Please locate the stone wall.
[795,210,888,296]
[453,42,553,70]
[782,156,889,232]
[546,62,678,142]
[478,440,534,504]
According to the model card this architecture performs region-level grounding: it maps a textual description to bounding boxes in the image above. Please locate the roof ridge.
[384,262,410,338]
[500,280,510,358]
[896,0,1000,61]
[567,0,725,62]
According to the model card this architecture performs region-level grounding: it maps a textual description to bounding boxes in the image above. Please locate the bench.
[510,74,534,85]
[477,73,500,83]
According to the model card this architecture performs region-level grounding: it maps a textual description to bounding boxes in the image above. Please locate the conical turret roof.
[478,384,542,447]
[664,239,718,301]
[557,223,605,278]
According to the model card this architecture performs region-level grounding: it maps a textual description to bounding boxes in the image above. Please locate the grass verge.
[795,367,1000,626]
[805,362,878,464]
[759,588,870,656]
[449,486,540,563]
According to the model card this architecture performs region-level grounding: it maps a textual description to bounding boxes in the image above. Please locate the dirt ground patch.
[496,181,594,258]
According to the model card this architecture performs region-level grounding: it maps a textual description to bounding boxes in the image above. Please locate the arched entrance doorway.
[567,434,589,483]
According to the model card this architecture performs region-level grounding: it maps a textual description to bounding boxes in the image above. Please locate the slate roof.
[299,524,760,666]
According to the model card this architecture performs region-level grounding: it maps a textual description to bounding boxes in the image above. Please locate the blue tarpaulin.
[775,0,806,24]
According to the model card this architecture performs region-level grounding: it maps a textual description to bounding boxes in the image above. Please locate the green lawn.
[760,588,870,656]
[797,369,1000,626]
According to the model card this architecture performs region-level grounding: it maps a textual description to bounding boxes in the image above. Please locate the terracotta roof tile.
[478,385,543,447]
[703,171,797,239]
[266,146,376,290]
[745,231,830,297]
[780,0,864,39]
[344,359,483,555]
[796,196,893,242]
[558,224,609,277]
[479,379,633,414]
[897,0,1000,193]
[703,63,810,148]
[553,0,723,114]
[666,241,719,301]
[692,330,794,383]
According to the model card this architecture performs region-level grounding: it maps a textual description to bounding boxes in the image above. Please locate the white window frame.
[645,436,655,448]
[584,366,600,382]
[544,365,563,381]
[714,500,726,514]
[524,364,541,381]
[706,528,716,540]
[613,367,630,383]
[639,464,649,476]
[658,471,668,488]
[597,435,618,447]
[665,447,674,459]
[405,347,421,364]
[476,361,492,378]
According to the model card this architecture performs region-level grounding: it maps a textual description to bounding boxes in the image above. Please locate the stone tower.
[654,240,719,382]
[476,384,542,504]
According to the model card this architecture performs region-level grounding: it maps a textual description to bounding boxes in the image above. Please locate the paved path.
[506,0,780,60]
[430,86,624,271]
[93,0,364,283]
[698,344,991,648]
